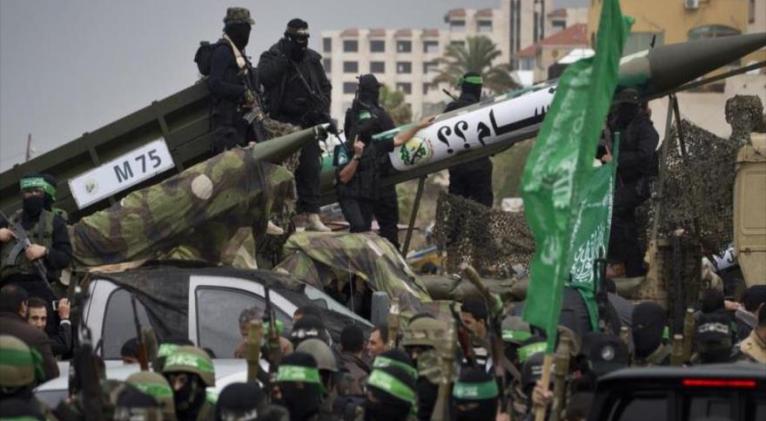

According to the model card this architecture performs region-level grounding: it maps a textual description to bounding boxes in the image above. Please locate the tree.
[433,36,519,95]
[379,84,412,125]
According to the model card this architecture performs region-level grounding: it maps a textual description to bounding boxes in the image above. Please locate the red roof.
[394,28,412,37]
[476,8,493,18]
[445,8,466,20]
[368,28,386,37]
[547,8,567,18]
[422,28,440,37]
[517,44,538,57]
[340,28,359,37]
[539,23,588,46]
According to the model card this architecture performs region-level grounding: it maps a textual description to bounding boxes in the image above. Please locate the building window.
[396,83,412,94]
[370,40,385,52]
[623,32,664,55]
[477,20,493,33]
[396,62,412,74]
[687,25,741,41]
[396,40,412,53]
[520,57,535,71]
[343,82,357,94]
[343,61,359,73]
[423,61,438,74]
[450,40,465,49]
[423,40,439,53]
[343,40,358,52]
[422,83,431,95]
[323,37,332,53]
[323,58,331,73]
[750,0,756,24]
[552,20,566,31]
[370,61,385,74]
[450,20,466,32]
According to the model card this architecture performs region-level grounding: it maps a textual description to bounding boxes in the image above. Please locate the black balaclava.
[701,288,725,314]
[632,302,667,359]
[215,382,265,421]
[459,72,483,102]
[364,365,416,421]
[451,367,498,421]
[357,74,381,107]
[20,172,56,218]
[276,352,322,421]
[695,312,734,364]
[225,22,251,50]
[289,314,329,347]
[284,18,309,62]
[170,373,206,421]
[22,195,45,218]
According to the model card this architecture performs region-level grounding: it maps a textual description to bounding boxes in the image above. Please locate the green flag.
[521,0,632,352]
[567,138,619,331]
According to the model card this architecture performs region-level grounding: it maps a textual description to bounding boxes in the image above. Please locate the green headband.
[518,342,546,363]
[452,380,499,400]
[276,365,322,385]
[157,344,179,358]
[164,352,214,374]
[460,75,483,86]
[502,330,531,343]
[0,347,45,382]
[133,383,173,399]
[366,369,416,405]
[372,356,418,380]
[20,177,56,199]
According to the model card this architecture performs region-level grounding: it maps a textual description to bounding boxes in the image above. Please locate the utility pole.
[25,133,32,162]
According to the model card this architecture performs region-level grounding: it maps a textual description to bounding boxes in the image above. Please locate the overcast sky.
[0,0,586,171]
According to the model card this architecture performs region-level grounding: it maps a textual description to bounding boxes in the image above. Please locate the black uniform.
[342,101,400,249]
[608,110,659,277]
[258,39,332,215]
[445,93,493,207]
[337,102,397,240]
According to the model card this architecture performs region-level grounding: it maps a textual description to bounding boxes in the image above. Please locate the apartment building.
[321,0,552,122]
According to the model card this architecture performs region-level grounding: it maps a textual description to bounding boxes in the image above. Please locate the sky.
[0,0,586,171]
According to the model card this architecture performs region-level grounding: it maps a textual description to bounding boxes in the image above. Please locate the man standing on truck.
[207,7,256,154]
[258,18,333,232]
[0,173,71,333]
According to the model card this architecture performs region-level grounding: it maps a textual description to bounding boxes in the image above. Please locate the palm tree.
[379,84,412,126]
[433,36,518,95]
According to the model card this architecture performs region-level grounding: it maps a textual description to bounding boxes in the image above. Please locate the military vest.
[0,209,56,279]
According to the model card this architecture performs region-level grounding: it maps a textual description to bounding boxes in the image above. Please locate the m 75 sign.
[68,139,174,209]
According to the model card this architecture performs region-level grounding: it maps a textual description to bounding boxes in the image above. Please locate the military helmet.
[223,7,254,25]
[401,317,448,348]
[0,335,42,387]
[126,371,176,420]
[114,385,163,421]
[162,346,216,387]
[296,338,338,372]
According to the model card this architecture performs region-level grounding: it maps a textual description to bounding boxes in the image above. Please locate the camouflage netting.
[432,192,535,277]
[275,232,432,312]
[645,95,765,253]
[70,147,295,268]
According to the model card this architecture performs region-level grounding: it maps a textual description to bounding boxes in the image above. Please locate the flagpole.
[534,354,554,421]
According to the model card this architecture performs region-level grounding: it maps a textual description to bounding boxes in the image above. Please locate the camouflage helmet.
[296,338,338,373]
[223,7,254,25]
[126,371,177,421]
[162,346,216,387]
[401,317,448,348]
[0,335,43,387]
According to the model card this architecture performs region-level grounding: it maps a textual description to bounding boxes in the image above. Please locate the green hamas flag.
[521,0,632,352]
[567,139,619,331]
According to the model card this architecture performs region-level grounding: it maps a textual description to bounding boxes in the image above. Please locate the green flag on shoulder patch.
[521,0,632,352]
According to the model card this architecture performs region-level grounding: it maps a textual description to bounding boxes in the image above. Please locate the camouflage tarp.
[70,147,295,268]
[275,232,432,311]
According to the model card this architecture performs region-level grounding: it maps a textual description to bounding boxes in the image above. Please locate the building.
[321,0,552,123]
[546,7,589,35]
[516,23,590,83]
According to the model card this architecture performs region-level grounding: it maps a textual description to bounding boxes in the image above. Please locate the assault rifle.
[0,210,55,296]
[70,285,105,421]
[130,295,149,371]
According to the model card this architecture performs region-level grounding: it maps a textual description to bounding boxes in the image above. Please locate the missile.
[371,33,766,174]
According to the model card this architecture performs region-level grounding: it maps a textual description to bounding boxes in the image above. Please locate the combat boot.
[306,213,331,232]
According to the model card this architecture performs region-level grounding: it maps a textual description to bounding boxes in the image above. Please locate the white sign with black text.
[68,139,174,209]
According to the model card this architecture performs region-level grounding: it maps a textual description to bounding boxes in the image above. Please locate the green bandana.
[366,369,416,405]
[372,356,418,380]
[133,383,173,398]
[452,380,499,400]
[157,344,178,357]
[0,347,45,382]
[20,177,56,199]
[502,330,531,343]
[164,352,214,373]
[276,365,322,385]
[518,342,546,363]
[460,75,483,86]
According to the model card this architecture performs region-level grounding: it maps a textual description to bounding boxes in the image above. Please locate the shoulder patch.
[358,111,372,121]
